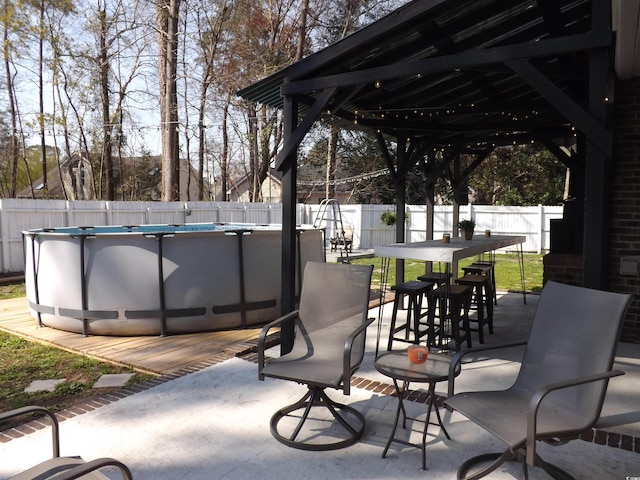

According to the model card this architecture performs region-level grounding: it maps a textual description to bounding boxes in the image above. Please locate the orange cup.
[407,345,428,364]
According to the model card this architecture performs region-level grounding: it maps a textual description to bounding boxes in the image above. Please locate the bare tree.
[321,0,375,201]
[0,0,403,202]
[217,0,306,201]
[84,0,149,200]
[157,0,180,201]
[0,0,24,197]
[191,0,231,200]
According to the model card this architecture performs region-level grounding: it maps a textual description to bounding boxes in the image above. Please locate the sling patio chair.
[257,261,374,451]
[2,405,132,479]
[445,280,632,480]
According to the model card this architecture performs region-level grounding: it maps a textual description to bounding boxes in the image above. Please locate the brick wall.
[543,253,583,287]
[608,77,640,343]
[543,77,640,343]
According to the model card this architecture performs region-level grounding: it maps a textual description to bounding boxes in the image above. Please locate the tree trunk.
[196,86,206,200]
[326,125,338,199]
[295,0,308,61]
[3,4,18,198]
[38,0,47,196]
[157,0,181,202]
[247,103,258,202]
[99,8,115,200]
[221,95,230,201]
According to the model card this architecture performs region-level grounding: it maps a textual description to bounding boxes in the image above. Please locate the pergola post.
[279,92,298,355]
[395,135,406,283]
[582,0,613,289]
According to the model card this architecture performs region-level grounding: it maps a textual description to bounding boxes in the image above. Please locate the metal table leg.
[381,379,450,470]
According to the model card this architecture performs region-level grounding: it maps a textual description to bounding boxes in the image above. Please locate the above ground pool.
[23,223,324,336]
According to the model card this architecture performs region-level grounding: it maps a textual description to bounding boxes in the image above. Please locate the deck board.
[0,297,261,375]
[0,291,391,376]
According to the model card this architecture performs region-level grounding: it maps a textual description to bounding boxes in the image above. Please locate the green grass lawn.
[0,281,153,416]
[0,282,25,300]
[0,331,152,414]
[350,253,544,293]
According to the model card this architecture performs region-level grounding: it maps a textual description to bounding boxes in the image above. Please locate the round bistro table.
[374,351,459,470]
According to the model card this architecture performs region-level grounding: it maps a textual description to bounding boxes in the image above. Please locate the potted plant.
[380,211,408,226]
[457,218,475,240]
[380,211,397,226]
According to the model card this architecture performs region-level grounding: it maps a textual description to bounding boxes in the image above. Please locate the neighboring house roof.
[225,168,283,203]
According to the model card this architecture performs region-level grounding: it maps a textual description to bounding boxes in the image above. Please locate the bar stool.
[426,284,472,352]
[462,261,497,305]
[387,280,434,351]
[455,273,493,344]
[417,271,452,287]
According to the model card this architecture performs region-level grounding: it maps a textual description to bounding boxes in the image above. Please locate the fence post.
[538,204,544,254]
[106,201,113,226]
[0,200,7,273]
[66,200,73,227]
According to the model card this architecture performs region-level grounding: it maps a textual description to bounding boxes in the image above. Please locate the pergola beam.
[282,32,611,96]
[275,87,337,170]
[506,59,612,157]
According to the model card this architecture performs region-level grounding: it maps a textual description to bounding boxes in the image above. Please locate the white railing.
[0,198,563,273]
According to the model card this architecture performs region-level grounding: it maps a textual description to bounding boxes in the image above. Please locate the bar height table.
[374,235,526,352]
[375,235,525,278]
[375,235,526,298]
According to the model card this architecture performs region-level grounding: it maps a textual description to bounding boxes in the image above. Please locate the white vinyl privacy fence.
[0,198,562,273]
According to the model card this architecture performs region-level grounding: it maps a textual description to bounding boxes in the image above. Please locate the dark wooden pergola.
[238,0,614,352]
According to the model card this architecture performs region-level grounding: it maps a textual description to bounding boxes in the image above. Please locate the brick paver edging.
[2,337,639,457]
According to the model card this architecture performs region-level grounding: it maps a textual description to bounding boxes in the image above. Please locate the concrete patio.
[0,291,639,479]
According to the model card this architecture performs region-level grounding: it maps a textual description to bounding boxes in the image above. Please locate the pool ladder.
[313,199,350,263]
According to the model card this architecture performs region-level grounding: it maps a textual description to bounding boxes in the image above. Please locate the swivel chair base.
[458,450,575,480]
[270,386,365,451]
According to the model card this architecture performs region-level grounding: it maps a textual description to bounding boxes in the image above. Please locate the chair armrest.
[257,310,300,380]
[0,406,60,458]
[49,458,133,480]
[342,317,376,395]
[447,341,527,397]
[525,369,625,466]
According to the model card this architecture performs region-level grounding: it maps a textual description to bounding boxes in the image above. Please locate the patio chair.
[445,280,632,480]
[257,261,374,451]
[2,405,132,479]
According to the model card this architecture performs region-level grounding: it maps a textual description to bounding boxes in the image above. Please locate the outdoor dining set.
[254,234,631,480]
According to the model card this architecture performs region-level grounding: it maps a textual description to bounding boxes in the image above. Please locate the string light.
[298,168,388,187]
[351,104,544,124]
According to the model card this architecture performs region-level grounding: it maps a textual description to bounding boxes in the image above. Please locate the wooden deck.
[0,289,392,376]
[0,297,262,375]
